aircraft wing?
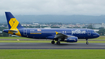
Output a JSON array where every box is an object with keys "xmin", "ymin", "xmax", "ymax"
[
  {"xmin": 54, "ymin": 31, "xmax": 76, "ymax": 39},
  {"xmin": 54, "ymin": 31, "xmax": 68, "ymax": 39}
]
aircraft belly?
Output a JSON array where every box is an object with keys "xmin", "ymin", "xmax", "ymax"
[{"xmin": 73, "ymin": 34, "xmax": 87, "ymax": 39}]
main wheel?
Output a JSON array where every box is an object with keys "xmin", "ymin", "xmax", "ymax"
[
  {"xmin": 56, "ymin": 41, "xmax": 60, "ymax": 45},
  {"xmin": 51, "ymin": 41, "xmax": 55, "ymax": 44}
]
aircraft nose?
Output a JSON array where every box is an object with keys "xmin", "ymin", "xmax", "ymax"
[
  {"xmin": 93, "ymin": 33, "xmax": 100, "ymax": 38},
  {"xmin": 96, "ymin": 33, "xmax": 100, "ymax": 37}
]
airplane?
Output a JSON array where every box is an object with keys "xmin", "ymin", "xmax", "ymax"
[{"xmin": 3, "ymin": 12, "xmax": 100, "ymax": 45}]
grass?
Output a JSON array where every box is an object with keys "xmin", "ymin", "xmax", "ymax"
[
  {"xmin": 0, "ymin": 36, "xmax": 105, "ymax": 39},
  {"xmin": 0, "ymin": 40, "xmax": 105, "ymax": 43},
  {"xmin": 0, "ymin": 41, "xmax": 50, "ymax": 43},
  {"xmin": 78, "ymin": 41, "xmax": 105, "ymax": 43},
  {"xmin": 0, "ymin": 36, "xmax": 105, "ymax": 43},
  {"xmin": 0, "ymin": 37, "xmax": 105, "ymax": 59},
  {"xmin": 95, "ymin": 36, "xmax": 105, "ymax": 39},
  {"xmin": 0, "ymin": 37, "xmax": 29, "ymax": 39},
  {"xmin": 0, "ymin": 49, "xmax": 105, "ymax": 59}
]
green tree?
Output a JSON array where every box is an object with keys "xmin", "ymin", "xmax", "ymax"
[
  {"xmin": 98, "ymin": 27, "xmax": 105, "ymax": 35},
  {"xmin": 0, "ymin": 27, "xmax": 9, "ymax": 37},
  {"xmin": 87, "ymin": 24, "xmax": 94, "ymax": 29}
]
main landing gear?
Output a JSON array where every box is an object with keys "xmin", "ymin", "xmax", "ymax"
[
  {"xmin": 51, "ymin": 40, "xmax": 55, "ymax": 44},
  {"xmin": 86, "ymin": 39, "xmax": 89, "ymax": 45},
  {"xmin": 56, "ymin": 41, "xmax": 60, "ymax": 45},
  {"xmin": 51, "ymin": 40, "xmax": 61, "ymax": 44},
  {"xmin": 51, "ymin": 38, "xmax": 61, "ymax": 45}
]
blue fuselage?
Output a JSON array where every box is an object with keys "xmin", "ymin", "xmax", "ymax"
[
  {"xmin": 4, "ymin": 28, "xmax": 100, "ymax": 39},
  {"xmin": 4, "ymin": 12, "xmax": 100, "ymax": 44}
]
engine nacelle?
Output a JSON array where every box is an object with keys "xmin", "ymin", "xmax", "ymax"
[{"xmin": 65, "ymin": 37, "xmax": 78, "ymax": 42}]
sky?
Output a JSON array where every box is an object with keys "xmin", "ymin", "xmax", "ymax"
[{"xmin": 0, "ymin": 0, "xmax": 105, "ymax": 16}]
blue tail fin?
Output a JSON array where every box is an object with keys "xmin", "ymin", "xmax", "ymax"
[
  {"xmin": 5, "ymin": 12, "xmax": 24, "ymax": 29},
  {"xmin": 5, "ymin": 12, "xmax": 23, "ymax": 36}
]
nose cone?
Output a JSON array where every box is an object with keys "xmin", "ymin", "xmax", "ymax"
[
  {"xmin": 96, "ymin": 33, "xmax": 100, "ymax": 38},
  {"xmin": 93, "ymin": 33, "xmax": 100, "ymax": 38}
]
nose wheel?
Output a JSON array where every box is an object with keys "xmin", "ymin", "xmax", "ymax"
[{"xmin": 86, "ymin": 39, "xmax": 89, "ymax": 45}]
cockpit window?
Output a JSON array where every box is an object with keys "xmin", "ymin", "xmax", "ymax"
[{"xmin": 92, "ymin": 30, "xmax": 96, "ymax": 33}]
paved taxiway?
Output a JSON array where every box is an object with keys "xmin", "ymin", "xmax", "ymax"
[{"xmin": 0, "ymin": 43, "xmax": 105, "ymax": 49}]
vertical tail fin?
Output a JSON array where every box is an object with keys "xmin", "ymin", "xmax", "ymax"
[
  {"xmin": 5, "ymin": 12, "xmax": 24, "ymax": 29},
  {"xmin": 5, "ymin": 12, "xmax": 23, "ymax": 36}
]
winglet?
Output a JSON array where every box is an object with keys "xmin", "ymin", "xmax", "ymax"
[{"xmin": 55, "ymin": 31, "xmax": 59, "ymax": 35}]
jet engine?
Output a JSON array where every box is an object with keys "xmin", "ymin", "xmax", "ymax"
[{"xmin": 65, "ymin": 36, "xmax": 78, "ymax": 42}]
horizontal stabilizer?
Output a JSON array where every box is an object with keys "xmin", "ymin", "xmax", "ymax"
[{"xmin": 8, "ymin": 30, "xmax": 18, "ymax": 33}]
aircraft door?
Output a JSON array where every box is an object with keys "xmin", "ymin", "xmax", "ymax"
[
  {"xmin": 23, "ymin": 29, "xmax": 27, "ymax": 36},
  {"xmin": 62, "ymin": 31, "xmax": 64, "ymax": 34},
  {"xmin": 62, "ymin": 31, "xmax": 66, "ymax": 34}
]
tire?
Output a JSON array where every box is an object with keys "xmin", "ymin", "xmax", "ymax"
[
  {"xmin": 51, "ymin": 41, "xmax": 55, "ymax": 44},
  {"xmin": 56, "ymin": 41, "xmax": 60, "ymax": 45},
  {"xmin": 86, "ymin": 42, "xmax": 89, "ymax": 45}
]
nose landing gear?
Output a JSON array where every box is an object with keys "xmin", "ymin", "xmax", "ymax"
[{"xmin": 86, "ymin": 39, "xmax": 89, "ymax": 45}]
